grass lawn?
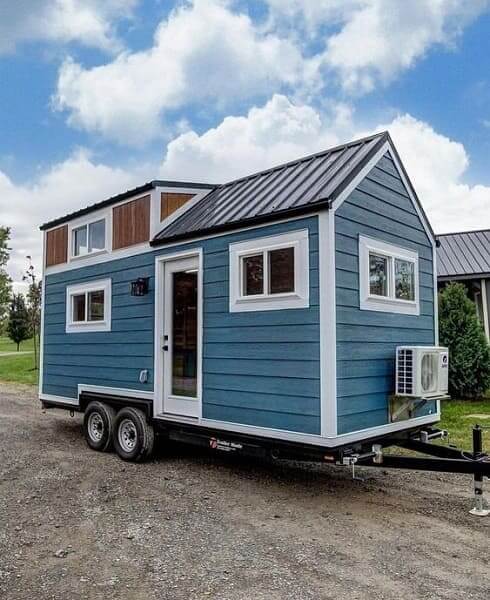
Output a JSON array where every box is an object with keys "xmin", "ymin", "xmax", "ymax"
[
  {"xmin": 438, "ymin": 399, "xmax": 490, "ymax": 450},
  {"xmin": 0, "ymin": 336, "xmax": 35, "ymax": 353},
  {"xmin": 0, "ymin": 336, "xmax": 38, "ymax": 385}
]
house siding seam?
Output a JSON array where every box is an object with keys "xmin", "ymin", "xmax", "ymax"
[
  {"xmin": 335, "ymin": 153, "xmax": 436, "ymax": 434},
  {"xmin": 42, "ymin": 217, "xmax": 321, "ymax": 435}
]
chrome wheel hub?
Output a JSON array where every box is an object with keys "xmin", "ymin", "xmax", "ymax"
[
  {"xmin": 88, "ymin": 413, "xmax": 104, "ymax": 442},
  {"xmin": 118, "ymin": 419, "xmax": 137, "ymax": 452}
]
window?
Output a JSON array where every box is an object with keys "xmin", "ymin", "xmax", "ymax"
[
  {"xmin": 229, "ymin": 230, "xmax": 309, "ymax": 312},
  {"xmin": 66, "ymin": 279, "xmax": 112, "ymax": 332},
  {"xmin": 359, "ymin": 236, "xmax": 419, "ymax": 315},
  {"xmin": 71, "ymin": 219, "xmax": 106, "ymax": 258}
]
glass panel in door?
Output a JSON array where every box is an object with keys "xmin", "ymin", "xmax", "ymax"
[{"xmin": 172, "ymin": 270, "xmax": 198, "ymax": 397}]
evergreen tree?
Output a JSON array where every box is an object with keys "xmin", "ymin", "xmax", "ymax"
[
  {"xmin": 0, "ymin": 227, "xmax": 12, "ymax": 331},
  {"xmin": 439, "ymin": 282, "xmax": 490, "ymax": 398},
  {"xmin": 7, "ymin": 294, "xmax": 30, "ymax": 351}
]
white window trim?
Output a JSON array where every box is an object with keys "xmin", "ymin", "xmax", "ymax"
[
  {"xmin": 69, "ymin": 215, "xmax": 110, "ymax": 262},
  {"xmin": 229, "ymin": 229, "xmax": 309, "ymax": 312},
  {"xmin": 359, "ymin": 235, "xmax": 420, "ymax": 315},
  {"xmin": 66, "ymin": 279, "xmax": 112, "ymax": 333}
]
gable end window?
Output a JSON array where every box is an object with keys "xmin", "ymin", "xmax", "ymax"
[
  {"xmin": 229, "ymin": 230, "xmax": 309, "ymax": 312},
  {"xmin": 71, "ymin": 219, "xmax": 106, "ymax": 258},
  {"xmin": 359, "ymin": 236, "xmax": 420, "ymax": 315},
  {"xmin": 66, "ymin": 279, "xmax": 112, "ymax": 333}
]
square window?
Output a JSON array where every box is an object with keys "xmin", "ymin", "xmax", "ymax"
[
  {"xmin": 395, "ymin": 258, "xmax": 415, "ymax": 301},
  {"xmin": 229, "ymin": 230, "xmax": 309, "ymax": 312},
  {"xmin": 72, "ymin": 294, "xmax": 86, "ymax": 322},
  {"xmin": 369, "ymin": 253, "xmax": 388, "ymax": 297},
  {"xmin": 66, "ymin": 279, "xmax": 111, "ymax": 332},
  {"xmin": 360, "ymin": 236, "xmax": 419, "ymax": 315},
  {"xmin": 73, "ymin": 225, "xmax": 88, "ymax": 257},
  {"xmin": 242, "ymin": 254, "xmax": 264, "ymax": 296},
  {"xmin": 88, "ymin": 220, "xmax": 105, "ymax": 253},
  {"xmin": 88, "ymin": 290, "xmax": 105, "ymax": 321},
  {"xmin": 269, "ymin": 247, "xmax": 295, "ymax": 294}
]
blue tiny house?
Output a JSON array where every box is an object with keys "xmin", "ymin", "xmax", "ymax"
[{"xmin": 39, "ymin": 132, "xmax": 448, "ymax": 461}]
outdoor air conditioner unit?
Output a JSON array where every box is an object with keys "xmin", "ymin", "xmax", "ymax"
[{"xmin": 396, "ymin": 346, "xmax": 449, "ymax": 398}]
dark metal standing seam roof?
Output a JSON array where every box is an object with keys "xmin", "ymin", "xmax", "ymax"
[
  {"xmin": 437, "ymin": 230, "xmax": 490, "ymax": 279},
  {"xmin": 151, "ymin": 131, "xmax": 389, "ymax": 244}
]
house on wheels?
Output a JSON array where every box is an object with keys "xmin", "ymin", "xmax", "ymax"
[{"xmin": 39, "ymin": 132, "xmax": 448, "ymax": 462}]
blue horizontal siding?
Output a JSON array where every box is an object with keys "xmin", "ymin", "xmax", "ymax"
[
  {"xmin": 42, "ymin": 216, "xmax": 321, "ymax": 435},
  {"xmin": 336, "ymin": 152, "xmax": 436, "ymax": 434}
]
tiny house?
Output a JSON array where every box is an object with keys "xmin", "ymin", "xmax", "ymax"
[{"xmin": 39, "ymin": 132, "xmax": 448, "ymax": 462}]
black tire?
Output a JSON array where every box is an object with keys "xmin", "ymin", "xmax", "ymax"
[
  {"xmin": 83, "ymin": 401, "xmax": 116, "ymax": 452},
  {"xmin": 113, "ymin": 407, "xmax": 154, "ymax": 462}
]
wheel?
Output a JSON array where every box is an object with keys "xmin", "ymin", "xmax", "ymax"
[
  {"xmin": 113, "ymin": 407, "xmax": 154, "ymax": 462},
  {"xmin": 83, "ymin": 401, "xmax": 116, "ymax": 452}
]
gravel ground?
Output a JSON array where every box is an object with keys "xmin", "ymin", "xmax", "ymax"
[{"xmin": 0, "ymin": 383, "xmax": 489, "ymax": 600}]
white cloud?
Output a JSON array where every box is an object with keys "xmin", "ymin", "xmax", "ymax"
[
  {"xmin": 3, "ymin": 97, "xmax": 489, "ymax": 289},
  {"xmin": 267, "ymin": 0, "xmax": 490, "ymax": 93},
  {"xmin": 161, "ymin": 94, "xmax": 343, "ymax": 181},
  {"xmin": 0, "ymin": 0, "xmax": 137, "ymax": 55},
  {"xmin": 377, "ymin": 114, "xmax": 490, "ymax": 233},
  {"xmin": 161, "ymin": 94, "xmax": 490, "ymax": 233},
  {"xmin": 53, "ymin": 0, "xmax": 311, "ymax": 144},
  {"xmin": 1, "ymin": 150, "xmax": 148, "ymax": 289}
]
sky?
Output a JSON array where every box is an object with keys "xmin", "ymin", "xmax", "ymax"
[{"xmin": 1, "ymin": 0, "xmax": 490, "ymax": 290}]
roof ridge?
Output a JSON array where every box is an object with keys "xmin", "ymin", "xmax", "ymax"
[{"xmin": 437, "ymin": 228, "xmax": 490, "ymax": 237}]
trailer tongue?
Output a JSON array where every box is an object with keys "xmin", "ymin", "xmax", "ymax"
[{"xmin": 339, "ymin": 425, "xmax": 490, "ymax": 517}]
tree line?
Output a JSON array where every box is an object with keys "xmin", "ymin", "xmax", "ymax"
[{"xmin": 0, "ymin": 227, "xmax": 41, "ymax": 368}]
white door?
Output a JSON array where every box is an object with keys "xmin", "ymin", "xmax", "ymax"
[{"xmin": 162, "ymin": 255, "xmax": 201, "ymax": 418}]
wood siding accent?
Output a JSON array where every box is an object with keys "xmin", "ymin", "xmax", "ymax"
[
  {"xmin": 45, "ymin": 225, "xmax": 68, "ymax": 267},
  {"xmin": 160, "ymin": 193, "xmax": 194, "ymax": 221},
  {"xmin": 112, "ymin": 195, "xmax": 150, "ymax": 250}
]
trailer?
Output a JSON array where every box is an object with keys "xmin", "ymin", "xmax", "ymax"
[{"xmin": 38, "ymin": 132, "xmax": 489, "ymax": 514}]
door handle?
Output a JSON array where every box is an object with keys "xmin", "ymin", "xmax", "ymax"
[{"xmin": 162, "ymin": 345, "xmax": 169, "ymax": 351}]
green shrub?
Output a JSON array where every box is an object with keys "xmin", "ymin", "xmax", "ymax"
[{"xmin": 439, "ymin": 282, "xmax": 490, "ymax": 398}]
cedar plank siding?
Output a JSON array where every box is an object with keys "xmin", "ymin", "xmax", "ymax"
[
  {"xmin": 112, "ymin": 195, "xmax": 150, "ymax": 250},
  {"xmin": 161, "ymin": 193, "xmax": 194, "ymax": 221},
  {"xmin": 45, "ymin": 225, "xmax": 68, "ymax": 267}
]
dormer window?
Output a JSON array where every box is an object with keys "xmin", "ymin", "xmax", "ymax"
[{"xmin": 72, "ymin": 219, "xmax": 106, "ymax": 258}]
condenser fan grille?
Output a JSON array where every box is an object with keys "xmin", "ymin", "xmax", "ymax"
[
  {"xmin": 397, "ymin": 348, "xmax": 413, "ymax": 395},
  {"xmin": 421, "ymin": 353, "xmax": 437, "ymax": 392}
]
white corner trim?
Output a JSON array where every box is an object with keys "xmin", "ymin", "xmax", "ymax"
[
  {"xmin": 319, "ymin": 210, "xmax": 337, "ymax": 437},
  {"xmin": 331, "ymin": 140, "xmax": 390, "ymax": 211},
  {"xmin": 39, "ymin": 233, "xmax": 46, "ymax": 397},
  {"xmin": 359, "ymin": 235, "xmax": 420, "ymax": 316},
  {"xmin": 433, "ymin": 245, "xmax": 439, "ymax": 345},
  {"xmin": 229, "ymin": 229, "xmax": 309, "ymax": 312},
  {"xmin": 40, "ymin": 393, "xmax": 80, "ymax": 407},
  {"xmin": 65, "ymin": 278, "xmax": 112, "ymax": 333},
  {"xmin": 78, "ymin": 384, "xmax": 154, "ymax": 401}
]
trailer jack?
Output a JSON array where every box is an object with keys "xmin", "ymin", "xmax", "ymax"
[{"xmin": 340, "ymin": 425, "xmax": 490, "ymax": 517}]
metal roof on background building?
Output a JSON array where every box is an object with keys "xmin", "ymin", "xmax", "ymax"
[
  {"xmin": 151, "ymin": 131, "xmax": 389, "ymax": 244},
  {"xmin": 437, "ymin": 229, "xmax": 490, "ymax": 279}
]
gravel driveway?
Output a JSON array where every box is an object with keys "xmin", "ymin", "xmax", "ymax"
[{"xmin": 0, "ymin": 383, "xmax": 488, "ymax": 600}]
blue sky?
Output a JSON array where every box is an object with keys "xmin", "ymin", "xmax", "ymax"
[{"xmin": 1, "ymin": 0, "xmax": 490, "ymax": 285}]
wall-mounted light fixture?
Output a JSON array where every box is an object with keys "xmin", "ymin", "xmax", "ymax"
[{"xmin": 130, "ymin": 277, "xmax": 150, "ymax": 296}]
